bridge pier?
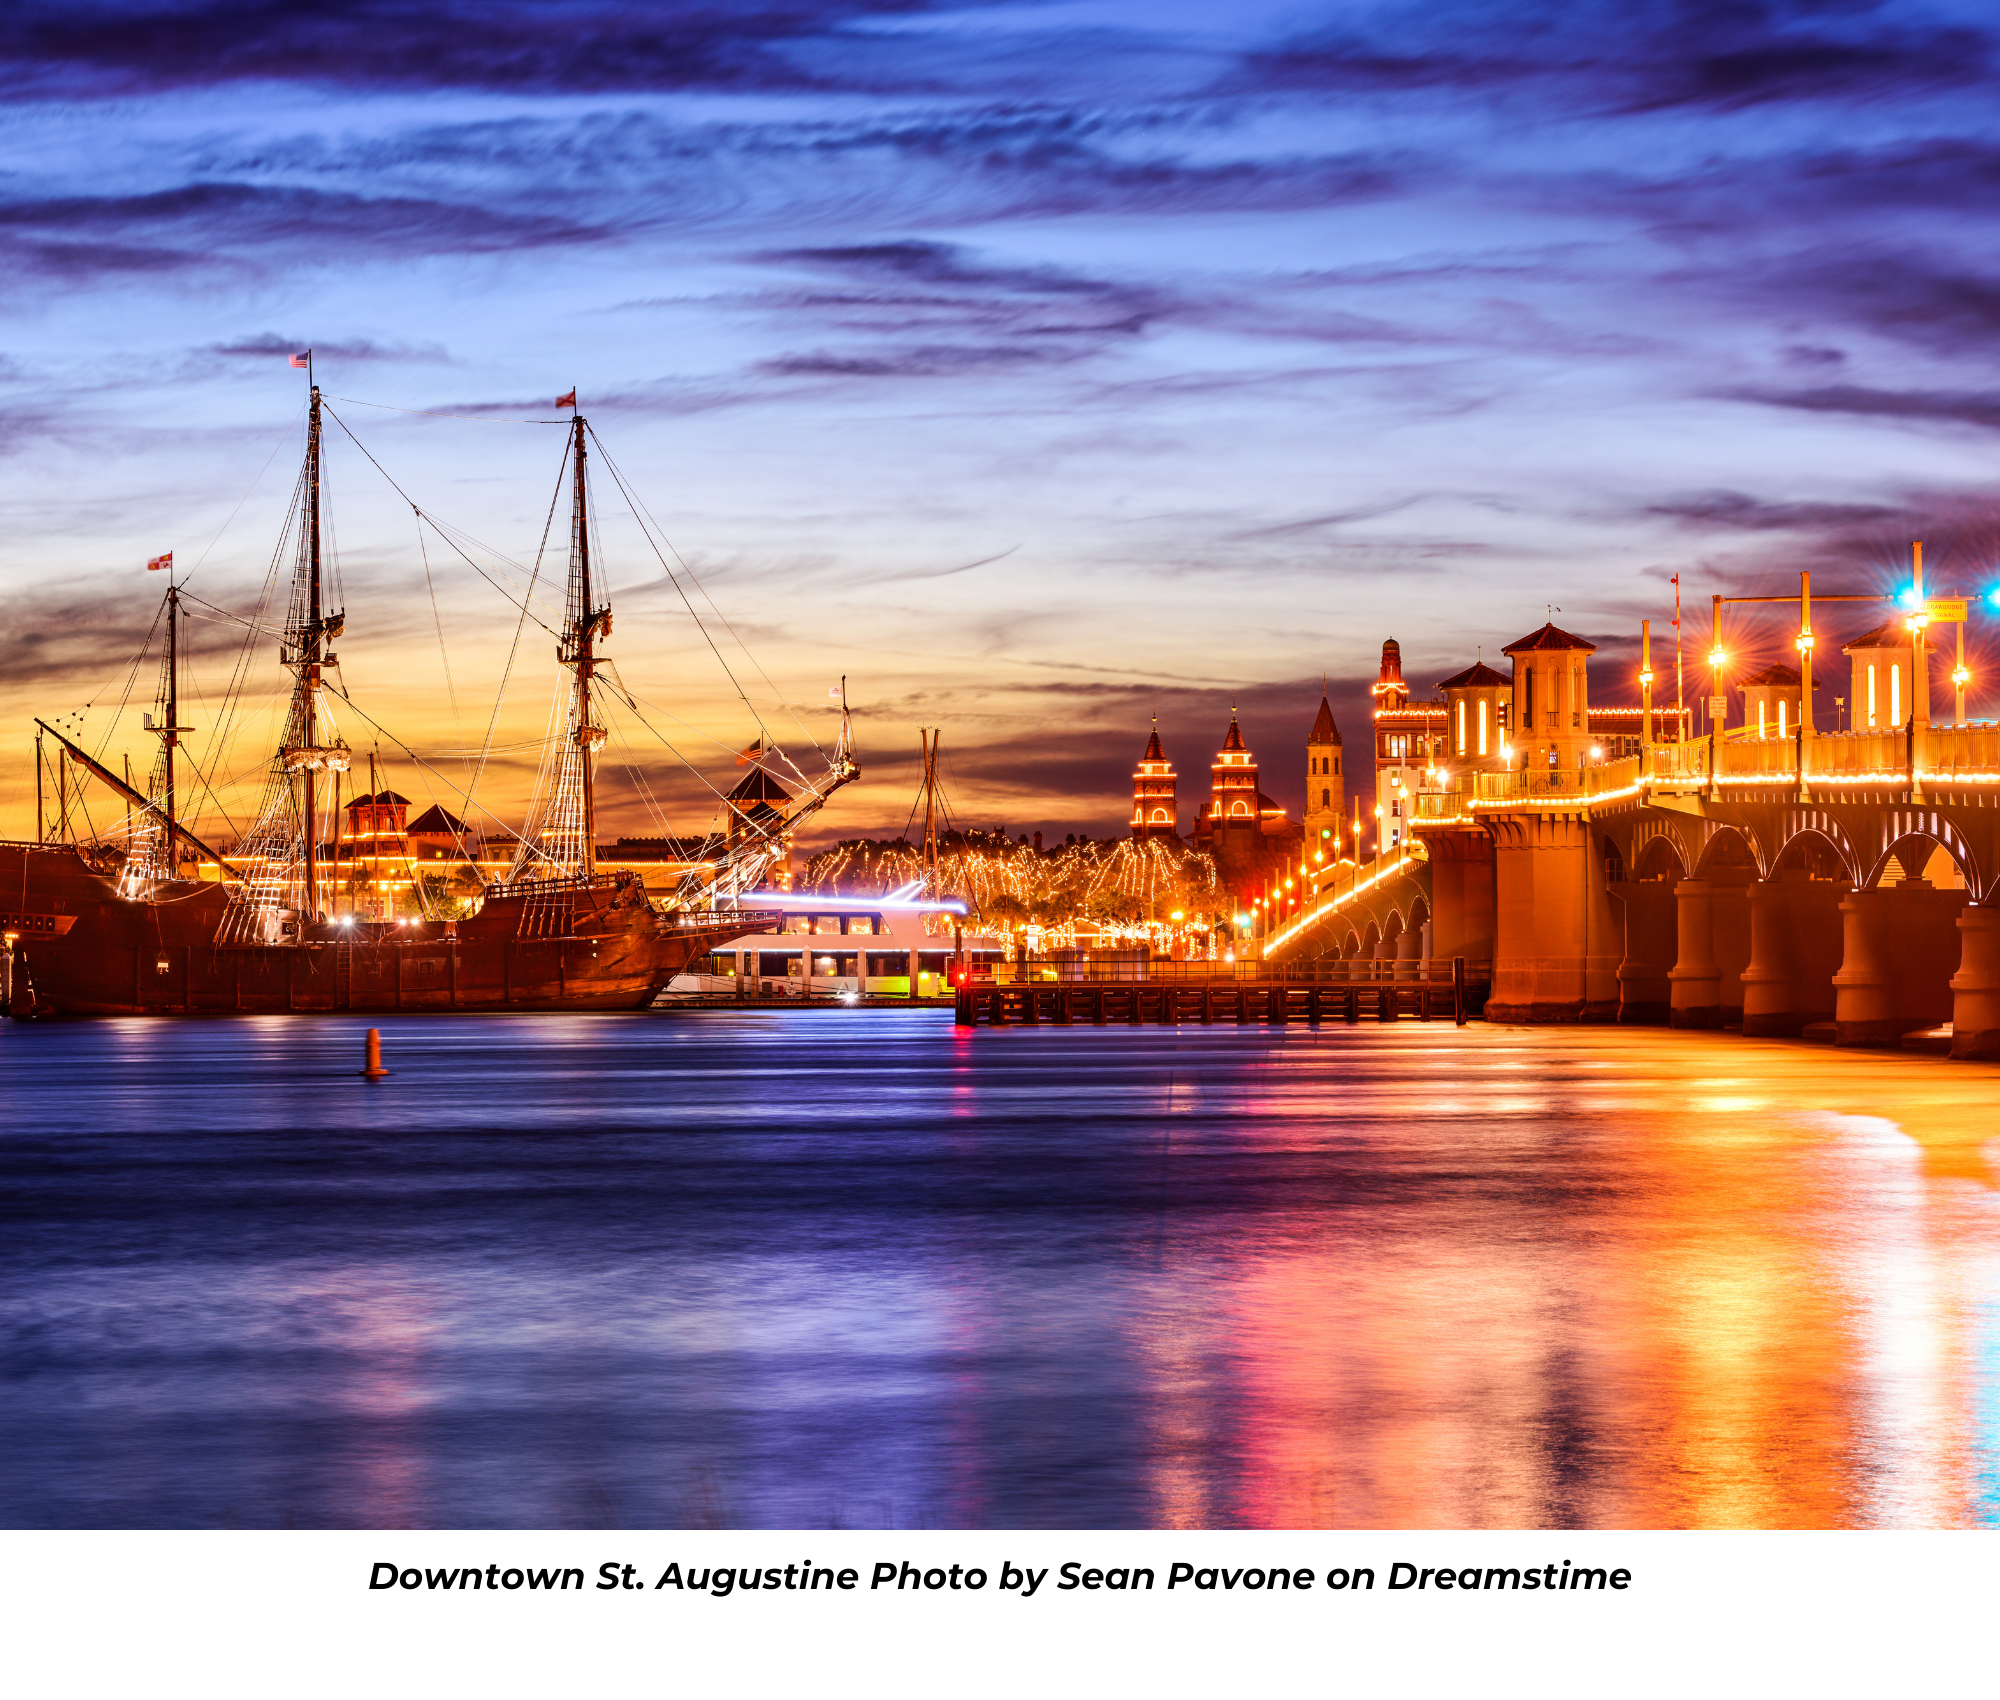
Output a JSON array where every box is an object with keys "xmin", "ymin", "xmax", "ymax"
[
  {"xmin": 1609, "ymin": 880, "xmax": 1674, "ymax": 1024},
  {"xmin": 1950, "ymin": 906, "xmax": 2000, "ymax": 1060},
  {"xmin": 1668, "ymin": 879, "xmax": 1723, "ymax": 1028},
  {"xmin": 1740, "ymin": 880, "xmax": 1801, "ymax": 1037},
  {"xmin": 1835, "ymin": 881, "xmax": 1966, "ymax": 1047},
  {"xmin": 1833, "ymin": 888, "xmax": 1902, "ymax": 1046}
]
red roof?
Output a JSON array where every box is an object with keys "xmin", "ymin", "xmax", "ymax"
[
  {"xmin": 1842, "ymin": 619, "xmax": 1910, "ymax": 653},
  {"xmin": 1502, "ymin": 622, "xmax": 1596, "ymax": 655},
  {"xmin": 1377, "ymin": 638, "xmax": 1405, "ymax": 686},
  {"xmin": 1437, "ymin": 660, "xmax": 1509, "ymax": 690},
  {"xmin": 1221, "ymin": 716, "xmax": 1247, "ymax": 753},
  {"xmin": 1142, "ymin": 727, "xmax": 1164, "ymax": 761},
  {"xmin": 1739, "ymin": 662, "xmax": 1802, "ymax": 688},
  {"xmin": 1308, "ymin": 697, "xmax": 1340, "ymax": 743}
]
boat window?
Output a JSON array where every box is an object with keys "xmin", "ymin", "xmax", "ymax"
[{"xmin": 846, "ymin": 916, "xmax": 872, "ymax": 935}]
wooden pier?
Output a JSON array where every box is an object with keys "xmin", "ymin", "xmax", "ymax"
[{"xmin": 955, "ymin": 959, "xmax": 1476, "ymax": 1029}]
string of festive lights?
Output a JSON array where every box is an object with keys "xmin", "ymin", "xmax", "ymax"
[{"xmin": 802, "ymin": 832, "xmax": 1225, "ymax": 950}]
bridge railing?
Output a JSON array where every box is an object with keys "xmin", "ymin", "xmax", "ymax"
[
  {"xmin": 1470, "ymin": 755, "xmax": 1643, "ymax": 802},
  {"xmin": 1413, "ymin": 786, "xmax": 1469, "ymax": 821},
  {"xmin": 1407, "ymin": 724, "xmax": 2000, "ymax": 812},
  {"xmin": 1925, "ymin": 723, "xmax": 2000, "ymax": 777},
  {"xmin": 993, "ymin": 957, "xmax": 1490, "ymax": 985}
]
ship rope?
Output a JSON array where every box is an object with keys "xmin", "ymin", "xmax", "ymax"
[{"xmin": 587, "ymin": 428, "xmax": 831, "ymax": 781}]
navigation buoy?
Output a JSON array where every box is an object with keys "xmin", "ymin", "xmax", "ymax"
[{"xmin": 361, "ymin": 1027, "xmax": 390, "ymax": 1079}]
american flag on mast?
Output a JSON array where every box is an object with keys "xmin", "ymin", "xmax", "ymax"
[
  {"xmin": 146, "ymin": 551, "xmax": 173, "ymax": 572},
  {"xmin": 289, "ymin": 350, "xmax": 310, "ymax": 369}
]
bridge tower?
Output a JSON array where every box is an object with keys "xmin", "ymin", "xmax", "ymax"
[{"xmin": 1482, "ymin": 622, "xmax": 1618, "ymax": 1022}]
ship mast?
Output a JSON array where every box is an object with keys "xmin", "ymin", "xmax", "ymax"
[
  {"xmin": 233, "ymin": 367, "xmax": 347, "ymax": 933},
  {"xmin": 164, "ymin": 577, "xmax": 179, "ymax": 863},
  {"xmin": 303, "ymin": 383, "xmax": 324, "ymax": 913},
  {"xmin": 567, "ymin": 411, "xmax": 604, "ymax": 879}
]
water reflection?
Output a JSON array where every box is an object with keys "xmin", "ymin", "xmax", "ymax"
[{"xmin": 1, "ymin": 1014, "xmax": 1995, "ymax": 1528}]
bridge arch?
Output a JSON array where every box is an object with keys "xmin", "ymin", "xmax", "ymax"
[
  {"xmin": 1771, "ymin": 827, "xmax": 1851, "ymax": 883},
  {"xmin": 1859, "ymin": 811, "xmax": 1982, "ymax": 896},
  {"xmin": 1693, "ymin": 824, "xmax": 1761, "ymax": 879},
  {"xmin": 1631, "ymin": 831, "xmax": 1687, "ymax": 882},
  {"xmin": 1769, "ymin": 810, "xmax": 1863, "ymax": 886}
]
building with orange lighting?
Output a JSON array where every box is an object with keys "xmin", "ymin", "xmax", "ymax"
[
  {"xmin": 1190, "ymin": 710, "xmax": 1302, "ymax": 898},
  {"xmin": 1372, "ymin": 639, "xmax": 1448, "ymax": 851},
  {"xmin": 1130, "ymin": 721, "xmax": 1178, "ymax": 840},
  {"xmin": 1302, "ymin": 695, "xmax": 1343, "ymax": 857}
]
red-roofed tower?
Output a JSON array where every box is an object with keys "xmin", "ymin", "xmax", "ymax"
[{"xmin": 1130, "ymin": 720, "xmax": 1178, "ymax": 840}]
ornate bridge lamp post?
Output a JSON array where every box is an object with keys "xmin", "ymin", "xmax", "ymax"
[
  {"xmin": 1707, "ymin": 591, "xmax": 1728, "ymax": 801},
  {"xmin": 1909, "ymin": 542, "xmax": 1931, "ymax": 802}
]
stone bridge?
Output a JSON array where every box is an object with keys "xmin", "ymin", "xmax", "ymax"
[
  {"xmin": 1258, "ymin": 843, "xmax": 1463, "ymax": 984},
  {"xmin": 1407, "ymin": 723, "xmax": 2000, "ymax": 1058}
]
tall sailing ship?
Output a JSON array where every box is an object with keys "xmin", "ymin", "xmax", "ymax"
[{"xmin": 1, "ymin": 383, "xmax": 853, "ymax": 1016}]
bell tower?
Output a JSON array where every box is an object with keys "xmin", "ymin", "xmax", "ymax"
[{"xmin": 1303, "ymin": 693, "xmax": 1343, "ymax": 856}]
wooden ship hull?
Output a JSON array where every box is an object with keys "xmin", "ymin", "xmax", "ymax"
[{"xmin": 2, "ymin": 842, "xmax": 770, "ymax": 1017}]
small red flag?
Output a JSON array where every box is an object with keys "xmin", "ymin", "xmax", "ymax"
[
  {"xmin": 557, "ymin": 389, "xmax": 577, "ymax": 408},
  {"xmin": 289, "ymin": 351, "xmax": 310, "ymax": 369},
  {"xmin": 147, "ymin": 551, "xmax": 173, "ymax": 572}
]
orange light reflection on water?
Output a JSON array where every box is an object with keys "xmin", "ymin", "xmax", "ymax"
[{"xmin": 1141, "ymin": 1030, "xmax": 2000, "ymax": 1529}]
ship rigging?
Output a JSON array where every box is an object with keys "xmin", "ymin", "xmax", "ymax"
[{"xmin": 5, "ymin": 371, "xmax": 854, "ymax": 1016}]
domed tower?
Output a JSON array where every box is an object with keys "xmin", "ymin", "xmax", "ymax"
[
  {"xmin": 1303, "ymin": 694, "xmax": 1343, "ymax": 855},
  {"xmin": 1130, "ymin": 719, "xmax": 1178, "ymax": 840}
]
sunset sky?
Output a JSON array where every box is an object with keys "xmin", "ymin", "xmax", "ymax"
[{"xmin": 5, "ymin": 1, "xmax": 2000, "ymax": 852}]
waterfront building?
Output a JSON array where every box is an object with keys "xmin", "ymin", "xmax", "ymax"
[
  {"xmin": 1371, "ymin": 639, "xmax": 1447, "ymax": 850},
  {"xmin": 1191, "ymin": 710, "xmax": 1301, "ymax": 897},
  {"xmin": 1130, "ymin": 721, "xmax": 1178, "ymax": 840},
  {"xmin": 407, "ymin": 803, "xmax": 481, "ymax": 863}
]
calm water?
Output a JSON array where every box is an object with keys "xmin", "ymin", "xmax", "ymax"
[{"xmin": 2, "ymin": 1010, "xmax": 1996, "ymax": 1529}]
